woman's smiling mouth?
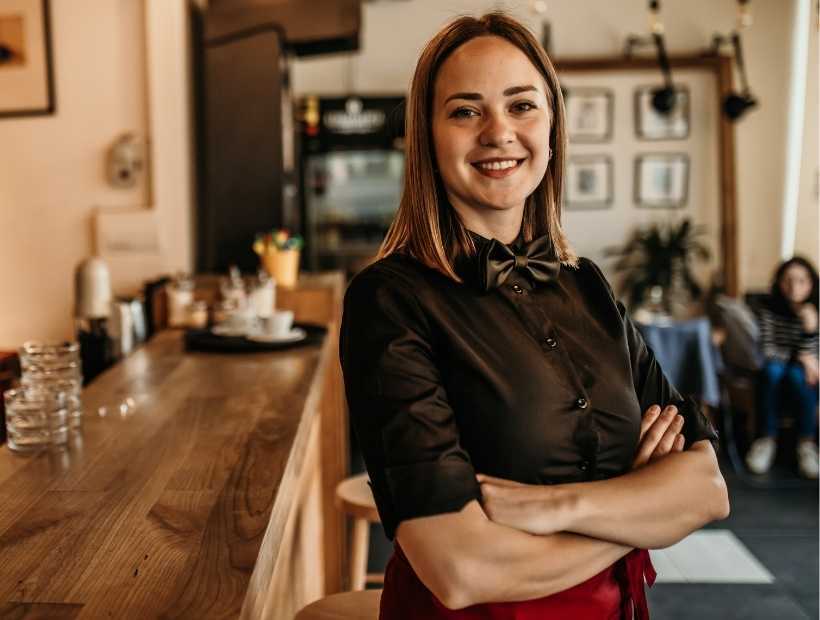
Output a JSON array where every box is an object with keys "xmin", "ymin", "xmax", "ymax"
[{"xmin": 471, "ymin": 157, "xmax": 526, "ymax": 178}]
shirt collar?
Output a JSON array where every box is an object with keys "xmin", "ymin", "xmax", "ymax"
[{"xmin": 465, "ymin": 227, "xmax": 526, "ymax": 252}]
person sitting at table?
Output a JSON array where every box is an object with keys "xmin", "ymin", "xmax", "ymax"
[{"xmin": 746, "ymin": 256, "xmax": 819, "ymax": 479}]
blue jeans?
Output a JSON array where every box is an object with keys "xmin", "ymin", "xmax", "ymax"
[{"xmin": 759, "ymin": 359, "xmax": 819, "ymax": 439}]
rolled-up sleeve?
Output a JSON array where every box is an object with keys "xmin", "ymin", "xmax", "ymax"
[
  {"xmin": 584, "ymin": 258, "xmax": 720, "ymax": 451},
  {"xmin": 339, "ymin": 267, "xmax": 481, "ymax": 540}
]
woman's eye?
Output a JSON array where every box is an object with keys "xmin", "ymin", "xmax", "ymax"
[
  {"xmin": 513, "ymin": 101, "xmax": 537, "ymax": 113},
  {"xmin": 450, "ymin": 108, "xmax": 478, "ymax": 119}
]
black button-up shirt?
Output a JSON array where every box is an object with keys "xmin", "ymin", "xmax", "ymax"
[{"xmin": 339, "ymin": 229, "xmax": 719, "ymax": 541}]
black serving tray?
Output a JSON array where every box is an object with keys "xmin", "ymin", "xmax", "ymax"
[{"xmin": 183, "ymin": 322, "xmax": 327, "ymax": 353}]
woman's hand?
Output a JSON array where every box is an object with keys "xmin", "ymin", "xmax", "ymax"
[
  {"xmin": 797, "ymin": 303, "xmax": 819, "ymax": 333},
  {"xmin": 475, "ymin": 474, "xmax": 576, "ymax": 536},
  {"xmin": 798, "ymin": 353, "xmax": 819, "ymax": 386},
  {"xmin": 631, "ymin": 404, "xmax": 686, "ymax": 470},
  {"xmin": 476, "ymin": 404, "xmax": 687, "ymax": 536}
]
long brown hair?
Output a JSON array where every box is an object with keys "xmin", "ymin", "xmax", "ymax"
[{"xmin": 376, "ymin": 12, "xmax": 578, "ymax": 281}]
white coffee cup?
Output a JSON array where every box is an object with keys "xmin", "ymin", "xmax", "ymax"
[{"xmin": 265, "ymin": 310, "xmax": 294, "ymax": 338}]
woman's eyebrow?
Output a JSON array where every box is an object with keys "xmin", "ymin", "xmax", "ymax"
[
  {"xmin": 503, "ymin": 84, "xmax": 538, "ymax": 96},
  {"xmin": 444, "ymin": 92, "xmax": 482, "ymax": 104},
  {"xmin": 444, "ymin": 84, "xmax": 539, "ymax": 104}
]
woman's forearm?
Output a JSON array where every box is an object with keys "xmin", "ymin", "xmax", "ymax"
[
  {"xmin": 398, "ymin": 500, "xmax": 631, "ymax": 610},
  {"xmin": 459, "ymin": 528, "xmax": 632, "ymax": 608},
  {"xmin": 563, "ymin": 440, "xmax": 730, "ymax": 549}
]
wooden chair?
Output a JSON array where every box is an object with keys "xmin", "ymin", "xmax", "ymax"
[
  {"xmin": 335, "ymin": 473, "xmax": 382, "ymax": 590},
  {"xmin": 294, "ymin": 589, "xmax": 382, "ymax": 620}
]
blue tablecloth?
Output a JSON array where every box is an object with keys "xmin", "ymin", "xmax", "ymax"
[{"xmin": 635, "ymin": 316, "xmax": 724, "ymax": 408}]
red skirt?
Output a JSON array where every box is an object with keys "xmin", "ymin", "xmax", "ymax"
[{"xmin": 379, "ymin": 542, "xmax": 656, "ymax": 620}]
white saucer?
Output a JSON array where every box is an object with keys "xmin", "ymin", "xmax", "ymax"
[{"xmin": 246, "ymin": 327, "xmax": 307, "ymax": 344}]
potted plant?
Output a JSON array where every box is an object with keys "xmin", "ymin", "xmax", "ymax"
[
  {"xmin": 253, "ymin": 229, "xmax": 304, "ymax": 288},
  {"xmin": 604, "ymin": 218, "xmax": 710, "ymax": 319}
]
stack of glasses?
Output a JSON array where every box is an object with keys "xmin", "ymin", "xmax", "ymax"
[{"xmin": 3, "ymin": 341, "xmax": 83, "ymax": 452}]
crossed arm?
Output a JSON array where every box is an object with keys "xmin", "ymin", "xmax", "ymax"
[{"xmin": 397, "ymin": 409, "xmax": 730, "ymax": 610}]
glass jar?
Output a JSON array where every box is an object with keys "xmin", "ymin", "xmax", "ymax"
[
  {"xmin": 19, "ymin": 341, "xmax": 81, "ymax": 377},
  {"xmin": 18, "ymin": 341, "xmax": 83, "ymax": 429},
  {"xmin": 212, "ymin": 299, "xmax": 237, "ymax": 325},
  {"xmin": 167, "ymin": 273, "xmax": 195, "ymax": 328},
  {"xmin": 249, "ymin": 269, "xmax": 276, "ymax": 319},
  {"xmin": 21, "ymin": 377, "xmax": 82, "ymax": 429},
  {"xmin": 220, "ymin": 266, "xmax": 247, "ymax": 310},
  {"xmin": 4, "ymin": 387, "xmax": 69, "ymax": 452},
  {"xmin": 188, "ymin": 300, "xmax": 209, "ymax": 329}
]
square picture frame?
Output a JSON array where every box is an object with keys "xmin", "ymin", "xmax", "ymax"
[
  {"xmin": 634, "ymin": 153, "xmax": 690, "ymax": 208},
  {"xmin": 0, "ymin": 0, "xmax": 55, "ymax": 119},
  {"xmin": 565, "ymin": 154, "xmax": 613, "ymax": 209},
  {"xmin": 564, "ymin": 87, "xmax": 613, "ymax": 143},
  {"xmin": 634, "ymin": 85, "xmax": 690, "ymax": 140}
]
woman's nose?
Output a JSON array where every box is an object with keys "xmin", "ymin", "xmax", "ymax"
[{"xmin": 479, "ymin": 113, "xmax": 514, "ymax": 147}]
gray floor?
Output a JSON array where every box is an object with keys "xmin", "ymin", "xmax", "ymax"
[{"xmin": 351, "ymin": 439, "xmax": 819, "ymax": 619}]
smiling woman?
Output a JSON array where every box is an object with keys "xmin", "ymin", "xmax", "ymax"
[
  {"xmin": 340, "ymin": 11, "xmax": 729, "ymax": 620},
  {"xmin": 377, "ymin": 12, "xmax": 575, "ymax": 279},
  {"xmin": 432, "ymin": 36, "xmax": 551, "ymax": 234}
]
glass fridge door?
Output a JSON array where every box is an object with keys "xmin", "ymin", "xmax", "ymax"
[{"xmin": 305, "ymin": 149, "xmax": 404, "ymax": 275}]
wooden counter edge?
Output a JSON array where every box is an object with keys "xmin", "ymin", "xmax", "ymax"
[{"xmin": 239, "ymin": 323, "xmax": 336, "ymax": 619}]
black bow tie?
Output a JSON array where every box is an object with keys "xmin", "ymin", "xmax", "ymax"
[{"xmin": 478, "ymin": 234, "xmax": 560, "ymax": 292}]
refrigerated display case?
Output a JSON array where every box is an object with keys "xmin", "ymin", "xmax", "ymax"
[{"xmin": 299, "ymin": 95, "xmax": 405, "ymax": 277}]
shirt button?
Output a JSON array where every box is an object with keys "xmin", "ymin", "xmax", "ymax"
[
  {"xmin": 544, "ymin": 336, "xmax": 557, "ymax": 349},
  {"xmin": 575, "ymin": 397, "xmax": 588, "ymax": 409},
  {"xmin": 511, "ymin": 284, "xmax": 524, "ymax": 294},
  {"xmin": 578, "ymin": 460, "xmax": 590, "ymax": 472}
]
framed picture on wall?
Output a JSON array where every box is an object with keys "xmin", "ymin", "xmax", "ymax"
[
  {"xmin": 634, "ymin": 85, "xmax": 690, "ymax": 140},
  {"xmin": 635, "ymin": 153, "xmax": 689, "ymax": 208},
  {"xmin": 0, "ymin": 0, "xmax": 55, "ymax": 118},
  {"xmin": 565, "ymin": 155, "xmax": 613, "ymax": 209},
  {"xmin": 564, "ymin": 88, "xmax": 613, "ymax": 143}
]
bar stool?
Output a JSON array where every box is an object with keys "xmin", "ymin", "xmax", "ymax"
[
  {"xmin": 335, "ymin": 472, "xmax": 382, "ymax": 590},
  {"xmin": 294, "ymin": 589, "xmax": 381, "ymax": 620}
]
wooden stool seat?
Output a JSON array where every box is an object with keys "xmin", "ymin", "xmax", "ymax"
[
  {"xmin": 335, "ymin": 473, "xmax": 382, "ymax": 590},
  {"xmin": 335, "ymin": 473, "xmax": 380, "ymax": 522},
  {"xmin": 295, "ymin": 589, "xmax": 382, "ymax": 620}
]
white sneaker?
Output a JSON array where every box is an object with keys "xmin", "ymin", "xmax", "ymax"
[
  {"xmin": 797, "ymin": 440, "xmax": 819, "ymax": 479},
  {"xmin": 746, "ymin": 437, "xmax": 777, "ymax": 474}
]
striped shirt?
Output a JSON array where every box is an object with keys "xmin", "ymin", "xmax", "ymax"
[{"xmin": 758, "ymin": 306, "xmax": 819, "ymax": 363}]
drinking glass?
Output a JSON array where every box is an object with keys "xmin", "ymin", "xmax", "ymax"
[
  {"xmin": 21, "ymin": 376, "xmax": 82, "ymax": 429},
  {"xmin": 18, "ymin": 341, "xmax": 83, "ymax": 428},
  {"xmin": 4, "ymin": 388, "xmax": 69, "ymax": 452},
  {"xmin": 19, "ymin": 341, "xmax": 81, "ymax": 379}
]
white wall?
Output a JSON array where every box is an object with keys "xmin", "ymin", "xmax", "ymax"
[
  {"xmin": 292, "ymin": 0, "xmax": 819, "ymax": 292},
  {"xmin": 0, "ymin": 0, "xmax": 193, "ymax": 349},
  {"xmin": 0, "ymin": 0, "xmax": 150, "ymax": 348},
  {"xmin": 558, "ymin": 69, "xmax": 722, "ymax": 292}
]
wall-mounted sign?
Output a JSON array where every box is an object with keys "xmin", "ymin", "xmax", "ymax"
[
  {"xmin": 323, "ymin": 97, "xmax": 386, "ymax": 135},
  {"xmin": 302, "ymin": 95, "xmax": 404, "ymax": 152}
]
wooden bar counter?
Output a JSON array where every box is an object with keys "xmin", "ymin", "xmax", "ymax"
[{"xmin": 0, "ymin": 272, "xmax": 349, "ymax": 619}]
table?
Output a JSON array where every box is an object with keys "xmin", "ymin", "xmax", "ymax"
[{"xmin": 635, "ymin": 316, "xmax": 724, "ymax": 408}]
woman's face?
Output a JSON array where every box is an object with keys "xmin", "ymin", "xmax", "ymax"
[
  {"xmin": 780, "ymin": 263, "xmax": 813, "ymax": 305},
  {"xmin": 431, "ymin": 36, "xmax": 551, "ymax": 222}
]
